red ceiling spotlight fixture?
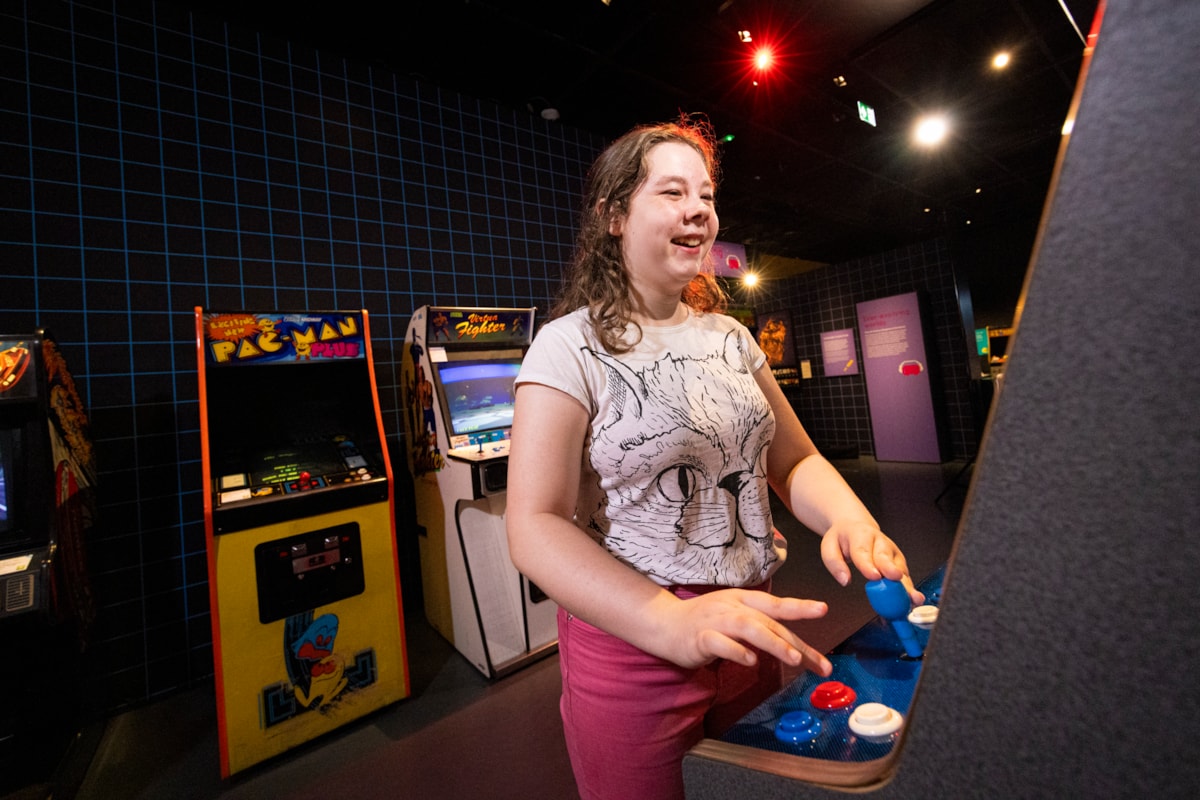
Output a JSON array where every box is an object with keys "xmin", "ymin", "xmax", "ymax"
[
  {"xmin": 753, "ymin": 46, "xmax": 775, "ymax": 72},
  {"xmin": 746, "ymin": 44, "xmax": 779, "ymax": 88},
  {"xmin": 732, "ymin": 19, "xmax": 796, "ymax": 94}
]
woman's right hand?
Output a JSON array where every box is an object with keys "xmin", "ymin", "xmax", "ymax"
[{"xmin": 653, "ymin": 588, "xmax": 833, "ymax": 674}]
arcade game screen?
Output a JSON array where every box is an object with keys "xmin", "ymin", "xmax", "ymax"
[
  {"xmin": 0, "ymin": 430, "xmax": 11, "ymax": 536},
  {"xmin": 0, "ymin": 429, "xmax": 16, "ymax": 534},
  {"xmin": 204, "ymin": 357, "xmax": 384, "ymax": 485},
  {"xmin": 433, "ymin": 358, "xmax": 521, "ymax": 438}
]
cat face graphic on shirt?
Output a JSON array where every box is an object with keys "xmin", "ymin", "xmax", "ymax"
[{"xmin": 584, "ymin": 331, "xmax": 777, "ymax": 584}]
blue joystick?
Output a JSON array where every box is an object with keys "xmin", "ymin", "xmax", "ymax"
[{"xmin": 865, "ymin": 578, "xmax": 924, "ymax": 659}]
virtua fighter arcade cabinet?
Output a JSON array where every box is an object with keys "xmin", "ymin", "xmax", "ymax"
[
  {"xmin": 402, "ymin": 306, "xmax": 557, "ymax": 679},
  {"xmin": 197, "ymin": 309, "xmax": 410, "ymax": 778}
]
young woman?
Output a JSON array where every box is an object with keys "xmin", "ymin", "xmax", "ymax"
[{"xmin": 506, "ymin": 117, "xmax": 922, "ymax": 800}]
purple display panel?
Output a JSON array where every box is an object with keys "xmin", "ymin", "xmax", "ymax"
[
  {"xmin": 856, "ymin": 292, "xmax": 945, "ymax": 463},
  {"xmin": 821, "ymin": 329, "xmax": 860, "ymax": 377}
]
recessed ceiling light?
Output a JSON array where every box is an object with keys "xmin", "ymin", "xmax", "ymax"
[
  {"xmin": 992, "ymin": 51, "xmax": 1011, "ymax": 69},
  {"xmin": 913, "ymin": 115, "xmax": 949, "ymax": 146}
]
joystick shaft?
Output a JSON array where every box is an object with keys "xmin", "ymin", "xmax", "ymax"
[{"xmin": 865, "ymin": 578, "xmax": 924, "ymax": 658}]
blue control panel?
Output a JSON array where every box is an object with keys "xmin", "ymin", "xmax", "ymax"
[{"xmin": 719, "ymin": 566, "xmax": 945, "ymax": 763}]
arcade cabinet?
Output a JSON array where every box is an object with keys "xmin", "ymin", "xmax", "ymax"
[
  {"xmin": 684, "ymin": 3, "xmax": 1200, "ymax": 796},
  {"xmin": 0, "ymin": 331, "xmax": 96, "ymax": 793},
  {"xmin": 401, "ymin": 306, "xmax": 557, "ymax": 679},
  {"xmin": 197, "ymin": 309, "xmax": 410, "ymax": 778}
]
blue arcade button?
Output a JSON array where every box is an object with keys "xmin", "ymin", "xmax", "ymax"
[{"xmin": 775, "ymin": 710, "xmax": 822, "ymax": 745}]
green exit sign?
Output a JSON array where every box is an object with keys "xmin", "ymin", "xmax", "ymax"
[{"xmin": 857, "ymin": 100, "xmax": 877, "ymax": 127}]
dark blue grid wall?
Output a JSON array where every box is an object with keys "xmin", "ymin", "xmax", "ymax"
[
  {"xmin": 744, "ymin": 239, "xmax": 976, "ymax": 460},
  {"xmin": 1, "ymin": 0, "xmax": 601, "ymax": 713}
]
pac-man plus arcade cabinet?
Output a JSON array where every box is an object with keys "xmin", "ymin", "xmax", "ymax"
[
  {"xmin": 197, "ymin": 309, "xmax": 409, "ymax": 778},
  {"xmin": 402, "ymin": 306, "xmax": 556, "ymax": 679}
]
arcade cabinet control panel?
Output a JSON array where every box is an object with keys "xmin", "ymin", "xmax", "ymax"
[
  {"xmin": 445, "ymin": 430, "xmax": 511, "ymax": 498},
  {"xmin": 708, "ymin": 567, "xmax": 945, "ymax": 776},
  {"xmin": 446, "ymin": 432, "xmax": 511, "ymax": 462},
  {"xmin": 217, "ymin": 437, "xmax": 377, "ymax": 502},
  {"xmin": 213, "ymin": 435, "xmax": 387, "ymax": 533}
]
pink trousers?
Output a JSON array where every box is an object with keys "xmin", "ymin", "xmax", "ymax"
[{"xmin": 557, "ymin": 586, "xmax": 781, "ymax": 800}]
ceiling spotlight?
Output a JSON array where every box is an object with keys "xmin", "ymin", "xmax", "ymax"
[
  {"xmin": 991, "ymin": 51, "xmax": 1011, "ymax": 69},
  {"xmin": 833, "ymin": 75, "xmax": 847, "ymax": 87},
  {"xmin": 527, "ymin": 97, "xmax": 560, "ymax": 121},
  {"xmin": 913, "ymin": 114, "xmax": 949, "ymax": 146},
  {"xmin": 738, "ymin": 30, "xmax": 752, "ymax": 43}
]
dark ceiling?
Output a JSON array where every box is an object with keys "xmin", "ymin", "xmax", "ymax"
[{"xmin": 183, "ymin": 0, "xmax": 1101, "ymax": 266}]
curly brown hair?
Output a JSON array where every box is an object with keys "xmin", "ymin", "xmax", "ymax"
[{"xmin": 551, "ymin": 116, "xmax": 729, "ymax": 354}]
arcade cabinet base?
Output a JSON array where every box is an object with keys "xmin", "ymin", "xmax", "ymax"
[{"xmin": 211, "ymin": 501, "xmax": 409, "ymax": 777}]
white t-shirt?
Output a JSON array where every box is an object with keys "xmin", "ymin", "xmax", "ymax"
[{"xmin": 516, "ymin": 306, "xmax": 787, "ymax": 587}]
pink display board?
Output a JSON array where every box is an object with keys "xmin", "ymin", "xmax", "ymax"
[{"xmin": 855, "ymin": 292, "xmax": 946, "ymax": 463}]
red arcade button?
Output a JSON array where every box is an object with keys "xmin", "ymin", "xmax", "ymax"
[{"xmin": 810, "ymin": 680, "xmax": 857, "ymax": 710}]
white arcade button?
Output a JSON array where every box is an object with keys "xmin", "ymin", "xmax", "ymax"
[
  {"xmin": 908, "ymin": 604, "xmax": 939, "ymax": 628},
  {"xmin": 848, "ymin": 702, "xmax": 904, "ymax": 739}
]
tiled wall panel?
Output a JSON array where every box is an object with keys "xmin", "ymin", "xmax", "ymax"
[{"xmin": 2, "ymin": 0, "xmax": 599, "ymax": 712}]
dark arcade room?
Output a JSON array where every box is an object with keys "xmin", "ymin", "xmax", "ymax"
[{"xmin": 2, "ymin": 1, "xmax": 1197, "ymax": 799}]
